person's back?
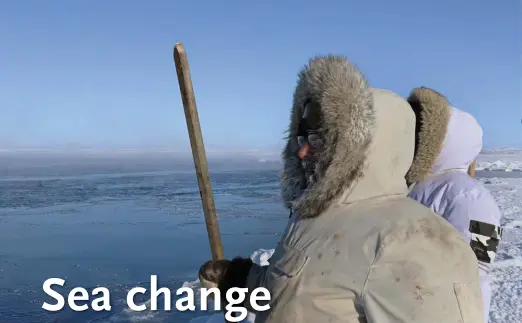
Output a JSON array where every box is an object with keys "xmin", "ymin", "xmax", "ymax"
[
  {"xmin": 198, "ymin": 57, "xmax": 485, "ymax": 323},
  {"xmin": 405, "ymin": 87, "xmax": 503, "ymax": 323}
]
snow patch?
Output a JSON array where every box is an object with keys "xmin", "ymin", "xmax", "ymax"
[
  {"xmin": 485, "ymin": 174, "xmax": 522, "ymax": 323},
  {"xmin": 504, "ymin": 220, "xmax": 522, "ymax": 230}
]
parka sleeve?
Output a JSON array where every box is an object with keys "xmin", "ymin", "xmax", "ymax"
[
  {"xmin": 444, "ymin": 191, "xmax": 503, "ymax": 269},
  {"xmin": 361, "ymin": 227, "xmax": 485, "ymax": 323},
  {"xmin": 444, "ymin": 191, "xmax": 503, "ymax": 323}
]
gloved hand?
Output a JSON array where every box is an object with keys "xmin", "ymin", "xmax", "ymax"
[{"xmin": 198, "ymin": 257, "xmax": 254, "ymax": 301}]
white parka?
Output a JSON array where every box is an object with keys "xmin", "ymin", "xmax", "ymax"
[{"xmin": 405, "ymin": 88, "xmax": 503, "ymax": 323}]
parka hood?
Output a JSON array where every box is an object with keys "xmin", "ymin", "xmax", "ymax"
[
  {"xmin": 280, "ymin": 55, "xmax": 416, "ymax": 218},
  {"xmin": 405, "ymin": 87, "xmax": 483, "ymax": 185},
  {"xmin": 431, "ymin": 107, "xmax": 483, "ymax": 174}
]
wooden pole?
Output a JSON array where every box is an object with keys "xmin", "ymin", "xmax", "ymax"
[
  {"xmin": 468, "ymin": 159, "xmax": 476, "ymax": 178},
  {"xmin": 173, "ymin": 42, "xmax": 225, "ymax": 261}
]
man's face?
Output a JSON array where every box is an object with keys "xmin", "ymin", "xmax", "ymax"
[{"xmin": 297, "ymin": 100, "xmax": 323, "ymax": 186}]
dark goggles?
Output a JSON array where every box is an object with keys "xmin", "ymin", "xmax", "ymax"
[{"xmin": 297, "ymin": 99, "xmax": 321, "ymax": 139}]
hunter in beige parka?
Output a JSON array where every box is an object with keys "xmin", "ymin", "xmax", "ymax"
[{"xmin": 199, "ymin": 55, "xmax": 484, "ymax": 323}]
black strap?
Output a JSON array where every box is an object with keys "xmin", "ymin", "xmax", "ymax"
[{"xmin": 469, "ymin": 220, "xmax": 503, "ymax": 263}]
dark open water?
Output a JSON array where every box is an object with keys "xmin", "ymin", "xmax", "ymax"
[{"xmin": 0, "ymin": 169, "xmax": 288, "ymax": 323}]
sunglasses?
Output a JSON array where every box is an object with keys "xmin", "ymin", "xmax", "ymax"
[{"xmin": 297, "ymin": 99, "xmax": 321, "ymax": 146}]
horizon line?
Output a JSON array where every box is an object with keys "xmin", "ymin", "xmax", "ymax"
[{"xmin": 0, "ymin": 146, "xmax": 518, "ymax": 155}]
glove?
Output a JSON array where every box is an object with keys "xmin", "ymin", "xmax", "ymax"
[{"xmin": 198, "ymin": 257, "xmax": 254, "ymax": 302}]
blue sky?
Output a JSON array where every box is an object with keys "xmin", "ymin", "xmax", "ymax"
[{"xmin": 0, "ymin": 0, "xmax": 520, "ymax": 153}]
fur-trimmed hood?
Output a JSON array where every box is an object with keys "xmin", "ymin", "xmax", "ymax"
[
  {"xmin": 405, "ymin": 87, "xmax": 483, "ymax": 185},
  {"xmin": 280, "ymin": 55, "xmax": 416, "ymax": 218}
]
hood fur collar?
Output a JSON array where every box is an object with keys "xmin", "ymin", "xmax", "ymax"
[
  {"xmin": 280, "ymin": 55, "xmax": 375, "ymax": 219},
  {"xmin": 405, "ymin": 87, "xmax": 451, "ymax": 185}
]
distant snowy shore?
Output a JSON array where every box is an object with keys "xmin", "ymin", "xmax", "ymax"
[
  {"xmin": 481, "ymin": 148, "xmax": 522, "ymax": 155},
  {"xmin": 477, "ymin": 149, "xmax": 522, "ymax": 172}
]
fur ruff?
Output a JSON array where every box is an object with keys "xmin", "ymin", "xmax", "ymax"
[
  {"xmin": 280, "ymin": 55, "xmax": 375, "ymax": 219},
  {"xmin": 405, "ymin": 87, "xmax": 451, "ymax": 185}
]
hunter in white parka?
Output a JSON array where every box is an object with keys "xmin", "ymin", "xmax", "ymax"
[{"xmin": 406, "ymin": 87, "xmax": 503, "ymax": 323}]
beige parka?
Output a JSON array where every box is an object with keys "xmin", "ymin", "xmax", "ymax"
[{"xmin": 243, "ymin": 55, "xmax": 484, "ymax": 323}]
